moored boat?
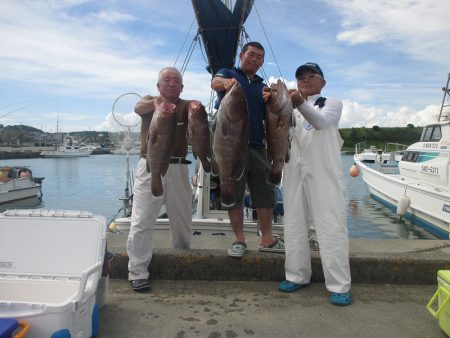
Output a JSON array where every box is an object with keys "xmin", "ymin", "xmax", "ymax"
[
  {"xmin": 41, "ymin": 136, "xmax": 92, "ymax": 158},
  {"xmin": 0, "ymin": 166, "xmax": 44, "ymax": 204},
  {"xmin": 354, "ymin": 73, "xmax": 450, "ymax": 239},
  {"xmin": 355, "ymin": 143, "xmax": 381, "ymax": 163}
]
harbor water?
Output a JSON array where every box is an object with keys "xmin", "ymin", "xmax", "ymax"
[{"xmin": 0, "ymin": 154, "xmax": 438, "ymax": 239}]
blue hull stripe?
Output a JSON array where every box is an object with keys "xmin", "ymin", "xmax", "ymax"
[{"xmin": 370, "ymin": 194, "xmax": 449, "ymax": 239}]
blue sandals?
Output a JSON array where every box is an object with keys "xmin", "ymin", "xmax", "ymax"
[
  {"xmin": 330, "ymin": 292, "xmax": 352, "ymax": 306},
  {"xmin": 278, "ymin": 280, "xmax": 309, "ymax": 293}
]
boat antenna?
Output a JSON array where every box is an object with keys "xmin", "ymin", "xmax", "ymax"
[
  {"xmin": 438, "ymin": 72, "xmax": 450, "ymax": 122},
  {"xmin": 56, "ymin": 96, "xmax": 59, "ymax": 135}
]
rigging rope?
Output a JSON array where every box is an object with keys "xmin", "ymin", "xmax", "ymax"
[
  {"xmin": 180, "ymin": 34, "xmax": 199, "ymax": 76},
  {"xmin": 254, "ymin": 4, "xmax": 285, "ymax": 83},
  {"xmin": 174, "ymin": 18, "xmax": 196, "ymax": 68}
]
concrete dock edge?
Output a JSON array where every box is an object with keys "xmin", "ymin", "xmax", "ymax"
[{"xmin": 109, "ymin": 239, "xmax": 450, "ymax": 284}]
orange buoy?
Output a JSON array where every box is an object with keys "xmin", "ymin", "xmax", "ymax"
[{"xmin": 349, "ymin": 164, "xmax": 359, "ymax": 177}]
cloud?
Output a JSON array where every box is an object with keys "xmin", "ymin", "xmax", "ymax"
[
  {"xmin": 341, "ymin": 100, "xmax": 439, "ymax": 128},
  {"xmin": 328, "ymin": 0, "xmax": 450, "ymax": 65}
]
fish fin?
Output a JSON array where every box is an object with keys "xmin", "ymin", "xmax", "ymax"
[
  {"xmin": 161, "ymin": 165, "xmax": 169, "ymax": 177},
  {"xmin": 220, "ymin": 183, "xmax": 235, "ymax": 208},
  {"xmin": 151, "ymin": 177, "xmax": 163, "ymax": 197},
  {"xmin": 211, "ymin": 159, "xmax": 220, "ymax": 177},
  {"xmin": 201, "ymin": 159, "xmax": 211, "ymax": 173},
  {"xmin": 235, "ymin": 164, "xmax": 246, "ymax": 181},
  {"xmin": 276, "ymin": 116, "xmax": 286, "ymax": 128},
  {"xmin": 149, "ymin": 131, "xmax": 158, "ymax": 145},
  {"xmin": 146, "ymin": 161, "xmax": 150, "ymax": 173},
  {"xmin": 221, "ymin": 119, "xmax": 230, "ymax": 137},
  {"xmin": 267, "ymin": 170, "xmax": 281, "ymax": 185}
]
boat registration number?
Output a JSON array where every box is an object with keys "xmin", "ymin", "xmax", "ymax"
[{"xmin": 421, "ymin": 165, "xmax": 439, "ymax": 175}]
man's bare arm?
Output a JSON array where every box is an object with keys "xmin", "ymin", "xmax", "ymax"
[
  {"xmin": 211, "ymin": 77, "xmax": 237, "ymax": 92},
  {"xmin": 134, "ymin": 95, "xmax": 157, "ymax": 116}
]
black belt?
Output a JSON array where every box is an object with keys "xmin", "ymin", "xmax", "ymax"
[
  {"xmin": 169, "ymin": 157, "xmax": 191, "ymax": 164},
  {"xmin": 141, "ymin": 154, "xmax": 191, "ymax": 165}
]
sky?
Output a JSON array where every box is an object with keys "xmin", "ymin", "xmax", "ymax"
[{"xmin": 1, "ymin": 0, "xmax": 450, "ymax": 133}]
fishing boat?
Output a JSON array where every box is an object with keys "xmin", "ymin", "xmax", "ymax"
[
  {"xmin": 355, "ymin": 143, "xmax": 381, "ymax": 163},
  {"xmin": 0, "ymin": 166, "xmax": 44, "ymax": 204},
  {"xmin": 355, "ymin": 142, "xmax": 408, "ymax": 163},
  {"xmin": 110, "ymin": 0, "xmax": 285, "ymax": 234},
  {"xmin": 354, "ymin": 73, "xmax": 450, "ymax": 239},
  {"xmin": 41, "ymin": 136, "xmax": 92, "ymax": 158},
  {"xmin": 380, "ymin": 143, "xmax": 408, "ymax": 162}
]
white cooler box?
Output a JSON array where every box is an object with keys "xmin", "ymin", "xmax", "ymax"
[{"xmin": 0, "ymin": 209, "xmax": 107, "ymax": 338}]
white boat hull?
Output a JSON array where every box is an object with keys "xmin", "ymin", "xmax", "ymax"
[
  {"xmin": 355, "ymin": 157, "xmax": 450, "ymax": 239},
  {"xmin": 41, "ymin": 150, "xmax": 91, "ymax": 158},
  {"xmin": 0, "ymin": 178, "xmax": 42, "ymax": 204}
]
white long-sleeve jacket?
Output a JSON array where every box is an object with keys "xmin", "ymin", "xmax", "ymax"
[{"xmin": 290, "ymin": 93, "xmax": 345, "ymax": 191}]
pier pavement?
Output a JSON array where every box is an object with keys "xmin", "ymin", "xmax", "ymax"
[{"xmin": 98, "ymin": 227, "xmax": 450, "ymax": 337}]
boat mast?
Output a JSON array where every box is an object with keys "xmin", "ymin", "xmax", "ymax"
[
  {"xmin": 438, "ymin": 73, "xmax": 450, "ymax": 122},
  {"xmin": 223, "ymin": 0, "xmax": 232, "ymax": 10},
  {"xmin": 56, "ymin": 96, "xmax": 59, "ymax": 134}
]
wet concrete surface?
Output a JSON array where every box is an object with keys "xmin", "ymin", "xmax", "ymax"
[{"xmin": 98, "ymin": 279, "xmax": 445, "ymax": 338}]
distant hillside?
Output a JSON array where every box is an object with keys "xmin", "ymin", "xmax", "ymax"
[
  {"xmin": 0, "ymin": 124, "xmax": 424, "ymax": 150},
  {"xmin": 340, "ymin": 125, "xmax": 423, "ymax": 151},
  {"xmin": 0, "ymin": 124, "xmax": 111, "ymax": 147},
  {"xmin": 0, "ymin": 124, "xmax": 44, "ymax": 146}
]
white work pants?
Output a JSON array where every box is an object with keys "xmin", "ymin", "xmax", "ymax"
[
  {"xmin": 283, "ymin": 146, "xmax": 351, "ymax": 293},
  {"xmin": 127, "ymin": 158, "xmax": 192, "ymax": 280}
]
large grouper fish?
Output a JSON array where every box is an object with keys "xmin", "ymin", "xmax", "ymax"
[
  {"xmin": 265, "ymin": 79, "xmax": 293, "ymax": 184},
  {"xmin": 188, "ymin": 100, "xmax": 213, "ymax": 173},
  {"xmin": 146, "ymin": 100, "xmax": 177, "ymax": 197},
  {"xmin": 213, "ymin": 81, "xmax": 249, "ymax": 207}
]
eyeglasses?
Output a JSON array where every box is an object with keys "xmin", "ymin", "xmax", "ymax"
[{"xmin": 297, "ymin": 74, "xmax": 322, "ymax": 82}]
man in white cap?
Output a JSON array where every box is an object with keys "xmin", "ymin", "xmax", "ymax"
[{"xmin": 276, "ymin": 62, "xmax": 351, "ymax": 305}]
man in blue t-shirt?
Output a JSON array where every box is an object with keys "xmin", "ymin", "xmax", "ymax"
[{"xmin": 211, "ymin": 41, "xmax": 284, "ymax": 258}]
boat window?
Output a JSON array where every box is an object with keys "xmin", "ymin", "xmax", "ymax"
[
  {"xmin": 431, "ymin": 126, "xmax": 442, "ymax": 141},
  {"xmin": 403, "ymin": 151, "xmax": 420, "ymax": 162},
  {"xmin": 417, "ymin": 151, "xmax": 439, "ymax": 163},
  {"xmin": 404, "ymin": 151, "xmax": 413, "ymax": 162},
  {"xmin": 420, "ymin": 126, "xmax": 434, "ymax": 141}
]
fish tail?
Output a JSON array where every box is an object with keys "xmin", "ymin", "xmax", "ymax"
[
  {"xmin": 201, "ymin": 157, "xmax": 212, "ymax": 173},
  {"xmin": 220, "ymin": 184, "xmax": 235, "ymax": 207},
  {"xmin": 267, "ymin": 170, "xmax": 281, "ymax": 185},
  {"xmin": 211, "ymin": 159, "xmax": 220, "ymax": 177},
  {"xmin": 151, "ymin": 177, "xmax": 163, "ymax": 197}
]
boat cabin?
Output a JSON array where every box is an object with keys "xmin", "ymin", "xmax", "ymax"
[{"xmin": 399, "ymin": 121, "xmax": 450, "ymax": 191}]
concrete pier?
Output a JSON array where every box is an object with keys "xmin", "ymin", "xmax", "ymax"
[
  {"xmin": 107, "ymin": 230, "xmax": 450, "ymax": 284},
  {"xmin": 98, "ymin": 229, "xmax": 450, "ymax": 337}
]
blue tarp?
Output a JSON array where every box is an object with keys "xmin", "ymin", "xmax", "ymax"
[{"xmin": 191, "ymin": 0, "xmax": 254, "ymax": 75}]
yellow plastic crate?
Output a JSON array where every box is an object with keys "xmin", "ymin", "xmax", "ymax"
[{"xmin": 427, "ymin": 270, "xmax": 450, "ymax": 336}]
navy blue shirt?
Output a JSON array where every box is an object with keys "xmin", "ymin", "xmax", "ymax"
[{"xmin": 214, "ymin": 67, "xmax": 266, "ymax": 148}]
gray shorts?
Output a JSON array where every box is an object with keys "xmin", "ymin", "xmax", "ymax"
[{"xmin": 234, "ymin": 147, "xmax": 275, "ymax": 208}]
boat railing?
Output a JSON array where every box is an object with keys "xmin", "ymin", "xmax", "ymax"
[
  {"xmin": 383, "ymin": 142, "xmax": 408, "ymax": 154},
  {"xmin": 438, "ymin": 72, "xmax": 450, "ymax": 122},
  {"xmin": 355, "ymin": 141, "xmax": 367, "ymax": 154}
]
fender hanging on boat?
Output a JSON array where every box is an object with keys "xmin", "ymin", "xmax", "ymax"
[
  {"xmin": 397, "ymin": 195, "xmax": 410, "ymax": 216},
  {"xmin": 349, "ymin": 163, "xmax": 360, "ymax": 177}
]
